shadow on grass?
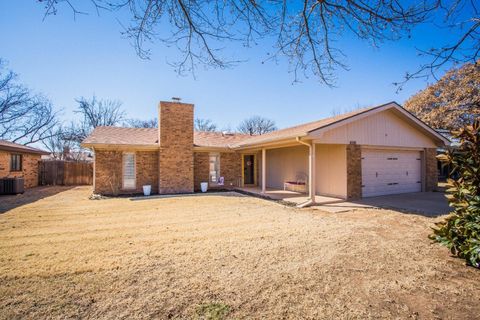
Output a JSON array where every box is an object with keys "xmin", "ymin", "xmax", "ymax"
[
  {"xmin": 129, "ymin": 190, "xmax": 246, "ymax": 201},
  {"xmin": 0, "ymin": 186, "xmax": 75, "ymax": 214}
]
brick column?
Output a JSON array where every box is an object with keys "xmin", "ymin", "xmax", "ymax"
[
  {"xmin": 346, "ymin": 143, "xmax": 362, "ymax": 200},
  {"xmin": 424, "ymin": 148, "xmax": 438, "ymax": 192},
  {"xmin": 158, "ymin": 101, "xmax": 194, "ymax": 194}
]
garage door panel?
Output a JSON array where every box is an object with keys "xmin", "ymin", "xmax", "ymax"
[{"xmin": 361, "ymin": 149, "xmax": 422, "ymax": 197}]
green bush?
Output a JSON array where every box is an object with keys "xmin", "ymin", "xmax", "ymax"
[{"xmin": 430, "ymin": 120, "xmax": 480, "ymax": 268}]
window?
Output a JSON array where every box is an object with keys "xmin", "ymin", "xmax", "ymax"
[
  {"xmin": 10, "ymin": 154, "xmax": 22, "ymax": 171},
  {"xmin": 209, "ymin": 153, "xmax": 220, "ymax": 184},
  {"xmin": 123, "ymin": 153, "xmax": 136, "ymax": 189}
]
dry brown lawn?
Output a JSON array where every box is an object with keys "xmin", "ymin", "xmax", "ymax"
[{"xmin": 0, "ymin": 186, "xmax": 478, "ymax": 319}]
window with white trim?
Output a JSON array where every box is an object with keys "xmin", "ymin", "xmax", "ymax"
[
  {"xmin": 10, "ymin": 154, "xmax": 22, "ymax": 171},
  {"xmin": 123, "ymin": 153, "xmax": 136, "ymax": 189},
  {"xmin": 209, "ymin": 153, "xmax": 220, "ymax": 184}
]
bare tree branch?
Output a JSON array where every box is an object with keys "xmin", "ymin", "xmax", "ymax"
[
  {"xmin": 237, "ymin": 115, "xmax": 276, "ymax": 135},
  {"xmin": 39, "ymin": 1, "xmax": 478, "ymax": 86},
  {"xmin": 0, "ymin": 60, "xmax": 59, "ymax": 145},
  {"xmin": 194, "ymin": 118, "xmax": 217, "ymax": 132}
]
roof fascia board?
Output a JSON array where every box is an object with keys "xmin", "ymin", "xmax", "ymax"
[
  {"xmin": 233, "ymin": 138, "xmax": 305, "ymax": 151},
  {"xmin": 0, "ymin": 146, "xmax": 49, "ymax": 155},
  {"xmin": 193, "ymin": 146, "xmax": 234, "ymax": 153}
]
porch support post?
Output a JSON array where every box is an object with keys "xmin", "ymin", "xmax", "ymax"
[
  {"xmin": 261, "ymin": 148, "xmax": 266, "ymax": 193},
  {"xmin": 309, "ymin": 143, "xmax": 316, "ymax": 202}
]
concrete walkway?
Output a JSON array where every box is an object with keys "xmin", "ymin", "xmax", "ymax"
[{"xmin": 313, "ymin": 192, "xmax": 451, "ymax": 216}]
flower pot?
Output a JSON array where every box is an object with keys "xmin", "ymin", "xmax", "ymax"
[
  {"xmin": 200, "ymin": 182, "xmax": 208, "ymax": 193},
  {"xmin": 143, "ymin": 185, "xmax": 151, "ymax": 196}
]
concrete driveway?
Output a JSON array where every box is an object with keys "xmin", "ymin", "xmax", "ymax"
[{"xmin": 314, "ymin": 192, "xmax": 451, "ymax": 216}]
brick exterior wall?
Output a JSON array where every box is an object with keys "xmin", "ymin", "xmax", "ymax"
[
  {"xmin": 158, "ymin": 102, "xmax": 194, "ymax": 194},
  {"xmin": 0, "ymin": 151, "xmax": 8, "ymax": 177},
  {"xmin": 221, "ymin": 152, "xmax": 242, "ymax": 187},
  {"xmin": 93, "ymin": 149, "xmax": 159, "ymax": 195},
  {"xmin": 424, "ymin": 148, "xmax": 438, "ymax": 192},
  {"xmin": 193, "ymin": 152, "xmax": 209, "ymax": 191},
  {"xmin": 346, "ymin": 144, "xmax": 362, "ymax": 200},
  {"xmin": 193, "ymin": 151, "xmax": 242, "ymax": 191},
  {"xmin": 0, "ymin": 151, "xmax": 41, "ymax": 189},
  {"xmin": 136, "ymin": 151, "xmax": 159, "ymax": 194},
  {"xmin": 94, "ymin": 150, "xmax": 122, "ymax": 195}
]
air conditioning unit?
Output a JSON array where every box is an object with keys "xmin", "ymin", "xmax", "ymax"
[{"xmin": 0, "ymin": 177, "xmax": 25, "ymax": 195}]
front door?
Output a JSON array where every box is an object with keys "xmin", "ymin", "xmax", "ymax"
[{"xmin": 243, "ymin": 155, "xmax": 255, "ymax": 185}]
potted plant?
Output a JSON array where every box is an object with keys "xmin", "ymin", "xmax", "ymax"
[{"xmin": 143, "ymin": 185, "xmax": 151, "ymax": 196}]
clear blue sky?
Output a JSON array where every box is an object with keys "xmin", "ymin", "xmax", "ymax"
[{"xmin": 0, "ymin": 2, "xmax": 459, "ymax": 130}]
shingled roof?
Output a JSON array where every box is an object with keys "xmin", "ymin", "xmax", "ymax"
[
  {"xmin": 81, "ymin": 126, "xmax": 252, "ymax": 148},
  {"xmin": 82, "ymin": 101, "xmax": 448, "ymax": 150},
  {"xmin": 231, "ymin": 105, "xmax": 380, "ymax": 148},
  {"xmin": 0, "ymin": 140, "xmax": 49, "ymax": 155}
]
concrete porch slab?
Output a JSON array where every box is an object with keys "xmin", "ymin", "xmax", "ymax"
[{"xmin": 235, "ymin": 187, "xmax": 343, "ymax": 206}]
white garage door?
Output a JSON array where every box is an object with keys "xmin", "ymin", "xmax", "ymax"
[{"xmin": 362, "ymin": 149, "xmax": 422, "ymax": 197}]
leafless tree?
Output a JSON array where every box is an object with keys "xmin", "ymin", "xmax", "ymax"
[
  {"xmin": 42, "ymin": 126, "xmax": 69, "ymax": 160},
  {"xmin": 0, "ymin": 60, "xmax": 58, "ymax": 145},
  {"xmin": 65, "ymin": 95, "xmax": 125, "ymax": 145},
  {"xmin": 127, "ymin": 118, "xmax": 157, "ymax": 128},
  {"xmin": 41, "ymin": 125, "xmax": 92, "ymax": 161},
  {"xmin": 237, "ymin": 116, "xmax": 276, "ymax": 135},
  {"xmin": 194, "ymin": 118, "xmax": 217, "ymax": 132},
  {"xmin": 330, "ymin": 104, "xmax": 364, "ymax": 116},
  {"xmin": 396, "ymin": 1, "xmax": 480, "ymax": 88},
  {"xmin": 38, "ymin": 1, "xmax": 478, "ymax": 86}
]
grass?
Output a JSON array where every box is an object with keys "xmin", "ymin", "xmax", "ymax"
[
  {"xmin": 0, "ymin": 186, "xmax": 479, "ymax": 319},
  {"xmin": 195, "ymin": 302, "xmax": 230, "ymax": 320}
]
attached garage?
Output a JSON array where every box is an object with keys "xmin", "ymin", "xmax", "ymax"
[{"xmin": 361, "ymin": 149, "xmax": 422, "ymax": 197}]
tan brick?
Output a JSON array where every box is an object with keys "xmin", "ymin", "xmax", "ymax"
[
  {"xmin": 93, "ymin": 149, "xmax": 159, "ymax": 195},
  {"xmin": 220, "ymin": 152, "xmax": 242, "ymax": 188},
  {"xmin": 193, "ymin": 152, "xmax": 242, "ymax": 191},
  {"xmin": 93, "ymin": 150, "xmax": 123, "ymax": 195},
  {"xmin": 424, "ymin": 148, "xmax": 438, "ymax": 192},
  {"xmin": 193, "ymin": 152, "xmax": 209, "ymax": 191},
  {"xmin": 0, "ymin": 151, "xmax": 41, "ymax": 189},
  {"xmin": 346, "ymin": 143, "xmax": 362, "ymax": 200},
  {"xmin": 158, "ymin": 102, "xmax": 194, "ymax": 193}
]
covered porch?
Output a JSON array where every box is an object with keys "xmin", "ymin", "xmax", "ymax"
[
  {"xmin": 235, "ymin": 186, "xmax": 343, "ymax": 206},
  {"xmin": 238, "ymin": 140, "xmax": 349, "ymax": 207}
]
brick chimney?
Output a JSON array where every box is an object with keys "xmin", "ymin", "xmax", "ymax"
[{"xmin": 158, "ymin": 101, "xmax": 194, "ymax": 193}]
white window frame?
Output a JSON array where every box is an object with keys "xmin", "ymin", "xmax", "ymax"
[
  {"xmin": 209, "ymin": 153, "xmax": 220, "ymax": 185},
  {"xmin": 122, "ymin": 152, "xmax": 136, "ymax": 190}
]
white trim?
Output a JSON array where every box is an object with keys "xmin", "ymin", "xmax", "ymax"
[
  {"xmin": 360, "ymin": 145, "xmax": 425, "ymax": 151},
  {"xmin": 208, "ymin": 152, "xmax": 221, "ymax": 185},
  {"xmin": 261, "ymin": 148, "xmax": 266, "ymax": 193},
  {"xmin": 122, "ymin": 152, "xmax": 136, "ymax": 190}
]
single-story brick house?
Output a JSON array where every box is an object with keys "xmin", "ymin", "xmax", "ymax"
[
  {"xmin": 81, "ymin": 101, "xmax": 448, "ymax": 203},
  {"xmin": 0, "ymin": 140, "xmax": 49, "ymax": 189}
]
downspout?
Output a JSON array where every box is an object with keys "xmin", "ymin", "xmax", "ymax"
[{"xmin": 296, "ymin": 137, "xmax": 315, "ymax": 208}]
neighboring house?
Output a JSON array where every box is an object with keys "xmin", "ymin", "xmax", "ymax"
[
  {"xmin": 0, "ymin": 140, "xmax": 49, "ymax": 189},
  {"xmin": 81, "ymin": 101, "xmax": 448, "ymax": 202}
]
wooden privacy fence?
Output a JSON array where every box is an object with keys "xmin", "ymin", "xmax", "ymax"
[{"xmin": 39, "ymin": 160, "xmax": 93, "ymax": 186}]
